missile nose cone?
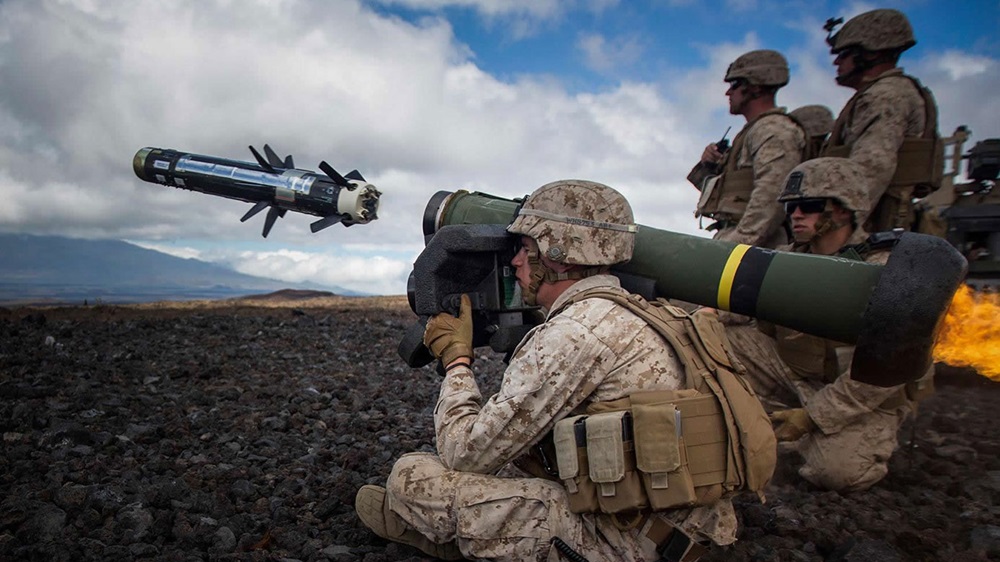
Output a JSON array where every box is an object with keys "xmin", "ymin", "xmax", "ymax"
[{"xmin": 133, "ymin": 147, "xmax": 155, "ymax": 181}]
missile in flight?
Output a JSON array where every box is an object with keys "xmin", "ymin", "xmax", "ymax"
[{"xmin": 133, "ymin": 145, "xmax": 381, "ymax": 237}]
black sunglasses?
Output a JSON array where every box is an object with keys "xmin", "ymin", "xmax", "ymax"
[
  {"xmin": 726, "ymin": 78, "xmax": 748, "ymax": 91},
  {"xmin": 784, "ymin": 198, "xmax": 827, "ymax": 214}
]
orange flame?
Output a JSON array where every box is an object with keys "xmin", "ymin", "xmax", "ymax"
[{"xmin": 932, "ymin": 285, "xmax": 1000, "ymax": 381}]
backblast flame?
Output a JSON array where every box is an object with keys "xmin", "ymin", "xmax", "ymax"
[{"xmin": 932, "ymin": 285, "xmax": 1000, "ymax": 381}]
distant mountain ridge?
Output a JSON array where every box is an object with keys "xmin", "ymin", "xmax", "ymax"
[{"xmin": 0, "ymin": 233, "xmax": 359, "ymax": 305}]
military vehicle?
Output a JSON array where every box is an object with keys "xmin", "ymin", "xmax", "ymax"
[{"xmin": 921, "ymin": 127, "xmax": 1000, "ymax": 289}]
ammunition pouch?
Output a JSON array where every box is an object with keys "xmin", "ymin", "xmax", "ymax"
[
  {"xmin": 694, "ymin": 175, "xmax": 719, "ymax": 218},
  {"xmin": 542, "ymin": 289, "xmax": 777, "ymax": 516},
  {"xmin": 696, "ymin": 167, "xmax": 753, "ymax": 219},
  {"xmin": 896, "ymin": 137, "xmax": 944, "ymax": 197},
  {"xmin": 687, "ymin": 162, "xmax": 719, "ymax": 193},
  {"xmin": 553, "ymin": 390, "xmax": 731, "ymax": 514},
  {"xmin": 823, "ymin": 137, "xmax": 942, "ymax": 197}
]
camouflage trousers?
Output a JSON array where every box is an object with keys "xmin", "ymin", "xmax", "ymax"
[
  {"xmin": 384, "ymin": 452, "xmax": 686, "ymax": 562},
  {"xmin": 725, "ymin": 325, "xmax": 909, "ymax": 492}
]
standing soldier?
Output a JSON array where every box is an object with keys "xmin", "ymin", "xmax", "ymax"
[
  {"xmin": 822, "ymin": 8, "xmax": 943, "ymax": 232},
  {"xmin": 725, "ymin": 158, "xmax": 933, "ymax": 492},
  {"xmin": 355, "ymin": 180, "xmax": 774, "ymax": 561},
  {"xmin": 688, "ymin": 49, "xmax": 807, "ymax": 249}
]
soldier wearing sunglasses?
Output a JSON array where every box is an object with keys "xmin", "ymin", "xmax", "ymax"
[
  {"xmin": 723, "ymin": 157, "xmax": 933, "ymax": 492},
  {"xmin": 687, "ymin": 50, "xmax": 807, "ymax": 249}
]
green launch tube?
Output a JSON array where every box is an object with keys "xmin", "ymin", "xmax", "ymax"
[{"xmin": 423, "ymin": 190, "xmax": 968, "ymax": 387}]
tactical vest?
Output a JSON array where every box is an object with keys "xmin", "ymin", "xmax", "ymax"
[
  {"xmin": 697, "ymin": 110, "xmax": 808, "ymax": 220},
  {"xmin": 822, "ymin": 73, "xmax": 943, "ymax": 231},
  {"xmin": 522, "ymin": 289, "xmax": 776, "ymax": 517}
]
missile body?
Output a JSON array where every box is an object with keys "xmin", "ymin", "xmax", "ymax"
[
  {"xmin": 133, "ymin": 146, "xmax": 381, "ymax": 237},
  {"xmin": 414, "ymin": 190, "xmax": 968, "ymax": 387}
]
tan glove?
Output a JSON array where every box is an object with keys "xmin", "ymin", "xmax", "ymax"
[
  {"xmin": 423, "ymin": 294, "xmax": 474, "ymax": 367},
  {"xmin": 769, "ymin": 408, "xmax": 816, "ymax": 442}
]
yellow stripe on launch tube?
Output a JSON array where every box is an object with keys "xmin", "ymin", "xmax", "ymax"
[{"xmin": 717, "ymin": 244, "xmax": 751, "ymax": 311}]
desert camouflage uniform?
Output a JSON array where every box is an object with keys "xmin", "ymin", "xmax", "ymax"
[
  {"xmin": 725, "ymin": 230, "xmax": 921, "ymax": 492},
  {"xmin": 384, "ymin": 274, "xmax": 737, "ymax": 562},
  {"xmin": 825, "ymin": 68, "xmax": 930, "ymax": 230},
  {"xmin": 688, "ymin": 109, "xmax": 806, "ymax": 248}
]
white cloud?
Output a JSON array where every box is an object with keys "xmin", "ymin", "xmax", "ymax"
[
  {"xmin": 577, "ymin": 32, "xmax": 645, "ymax": 74},
  {"xmin": 0, "ymin": 0, "xmax": 743, "ymax": 292},
  {"xmin": 370, "ymin": 0, "xmax": 563, "ymax": 19},
  {"xmin": 367, "ymin": 0, "xmax": 621, "ymax": 38},
  {"xmin": 926, "ymin": 50, "xmax": 993, "ymax": 81},
  {"xmin": 367, "ymin": 0, "xmax": 619, "ymax": 20},
  {"xmin": 1, "ymin": 0, "xmax": 996, "ymax": 296},
  {"xmin": 912, "ymin": 51, "xmax": 1000, "ymax": 142}
]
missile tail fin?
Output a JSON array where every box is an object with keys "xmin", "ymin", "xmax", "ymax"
[
  {"xmin": 310, "ymin": 214, "xmax": 346, "ymax": 233},
  {"xmin": 241, "ymin": 200, "xmax": 270, "ymax": 222},
  {"xmin": 263, "ymin": 144, "xmax": 286, "ymax": 168},
  {"xmin": 249, "ymin": 145, "xmax": 277, "ymax": 173},
  {"xmin": 261, "ymin": 206, "xmax": 287, "ymax": 238},
  {"xmin": 319, "ymin": 161, "xmax": 348, "ymax": 186}
]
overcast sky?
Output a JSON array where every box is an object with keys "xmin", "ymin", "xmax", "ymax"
[{"xmin": 1, "ymin": 0, "xmax": 997, "ymax": 295}]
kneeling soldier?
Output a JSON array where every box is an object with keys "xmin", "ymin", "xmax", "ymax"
[
  {"xmin": 356, "ymin": 180, "xmax": 775, "ymax": 561},
  {"xmin": 726, "ymin": 157, "xmax": 934, "ymax": 492}
]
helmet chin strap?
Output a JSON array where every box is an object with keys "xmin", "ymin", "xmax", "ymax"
[
  {"xmin": 522, "ymin": 247, "xmax": 546, "ymax": 307},
  {"xmin": 804, "ymin": 200, "xmax": 852, "ymax": 243},
  {"xmin": 835, "ymin": 59, "xmax": 866, "ymax": 86},
  {"xmin": 835, "ymin": 48, "xmax": 894, "ymax": 86},
  {"xmin": 522, "ymin": 246, "xmax": 607, "ymax": 307},
  {"xmin": 731, "ymin": 84, "xmax": 757, "ymax": 114}
]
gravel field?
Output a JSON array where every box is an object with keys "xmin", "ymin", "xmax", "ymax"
[{"xmin": 0, "ymin": 296, "xmax": 998, "ymax": 562}]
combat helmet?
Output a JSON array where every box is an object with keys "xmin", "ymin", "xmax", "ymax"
[
  {"xmin": 827, "ymin": 9, "xmax": 916, "ymax": 54},
  {"xmin": 779, "ymin": 157, "xmax": 870, "ymax": 216},
  {"xmin": 508, "ymin": 180, "xmax": 636, "ymax": 305},
  {"xmin": 725, "ymin": 50, "xmax": 789, "ymax": 88},
  {"xmin": 509, "ymin": 180, "xmax": 636, "ymax": 266},
  {"xmin": 789, "ymin": 105, "xmax": 835, "ymax": 139}
]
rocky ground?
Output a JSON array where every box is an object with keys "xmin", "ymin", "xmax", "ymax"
[{"xmin": 0, "ymin": 295, "xmax": 998, "ymax": 562}]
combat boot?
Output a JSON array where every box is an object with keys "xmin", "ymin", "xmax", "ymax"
[{"xmin": 355, "ymin": 485, "xmax": 465, "ymax": 561}]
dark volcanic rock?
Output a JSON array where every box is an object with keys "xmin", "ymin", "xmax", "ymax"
[{"xmin": 0, "ymin": 301, "xmax": 998, "ymax": 561}]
